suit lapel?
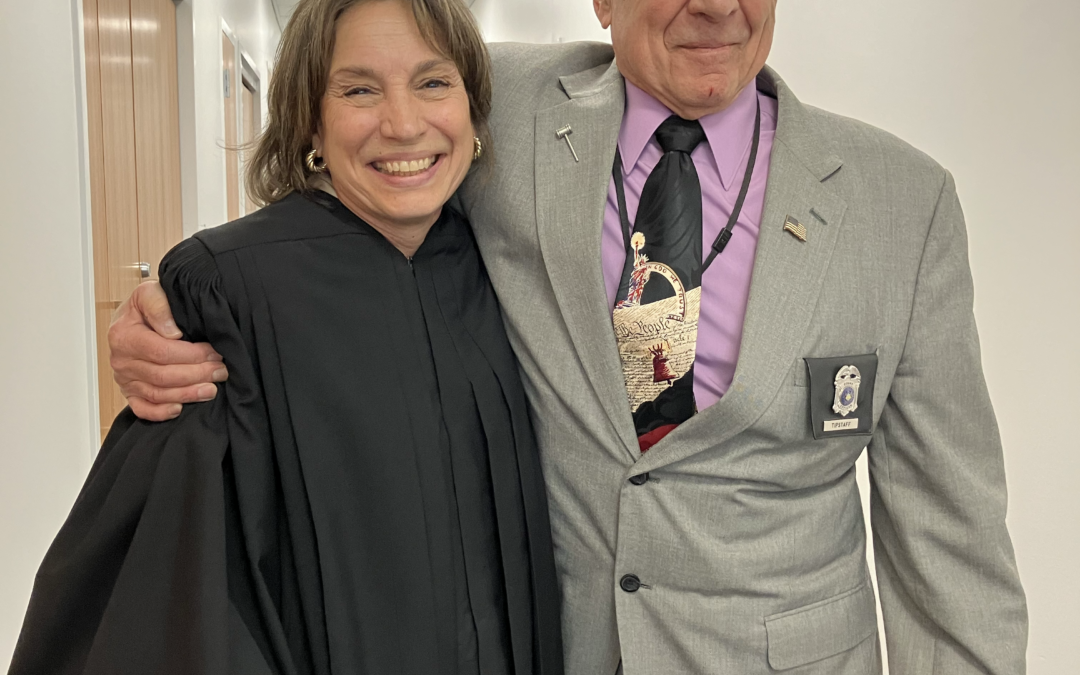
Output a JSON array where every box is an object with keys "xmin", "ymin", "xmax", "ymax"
[
  {"xmin": 534, "ymin": 61, "xmax": 639, "ymax": 460},
  {"xmin": 635, "ymin": 68, "xmax": 849, "ymax": 473}
]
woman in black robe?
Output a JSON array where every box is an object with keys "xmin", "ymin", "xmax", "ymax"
[{"xmin": 9, "ymin": 1, "xmax": 562, "ymax": 674}]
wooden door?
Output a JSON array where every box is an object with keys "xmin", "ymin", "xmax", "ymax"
[
  {"xmin": 84, "ymin": 0, "xmax": 184, "ymax": 441},
  {"xmin": 222, "ymin": 31, "xmax": 241, "ymax": 222},
  {"xmin": 132, "ymin": 0, "xmax": 184, "ymax": 278}
]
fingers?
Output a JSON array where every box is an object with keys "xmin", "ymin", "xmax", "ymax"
[
  {"xmin": 118, "ymin": 379, "xmax": 219, "ymax": 407},
  {"xmin": 130, "ymin": 280, "xmax": 182, "ymax": 338},
  {"xmin": 111, "ymin": 341, "xmax": 228, "ymax": 412},
  {"xmin": 113, "ymin": 323, "xmax": 222, "ymax": 367},
  {"xmin": 127, "ymin": 397, "xmax": 183, "ymax": 422},
  {"xmin": 110, "ymin": 281, "xmax": 223, "ymax": 366},
  {"xmin": 114, "ymin": 358, "xmax": 228, "ymax": 390}
]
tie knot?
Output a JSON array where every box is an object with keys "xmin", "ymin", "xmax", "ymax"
[{"xmin": 654, "ymin": 116, "xmax": 706, "ymax": 154}]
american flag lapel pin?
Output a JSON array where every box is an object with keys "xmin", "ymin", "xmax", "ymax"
[{"xmin": 783, "ymin": 215, "xmax": 807, "ymax": 242}]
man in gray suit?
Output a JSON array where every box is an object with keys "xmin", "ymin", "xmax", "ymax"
[{"xmin": 108, "ymin": 0, "xmax": 1026, "ymax": 673}]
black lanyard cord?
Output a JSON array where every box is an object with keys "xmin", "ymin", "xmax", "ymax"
[{"xmin": 612, "ymin": 98, "xmax": 762, "ymax": 274}]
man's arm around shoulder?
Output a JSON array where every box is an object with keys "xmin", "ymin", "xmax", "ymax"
[{"xmin": 107, "ymin": 281, "xmax": 228, "ymax": 421}]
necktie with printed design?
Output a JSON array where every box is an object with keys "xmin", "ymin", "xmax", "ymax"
[{"xmin": 613, "ymin": 116, "xmax": 706, "ymax": 451}]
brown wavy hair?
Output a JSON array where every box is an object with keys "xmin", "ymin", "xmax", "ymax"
[{"xmin": 245, "ymin": 0, "xmax": 492, "ymax": 206}]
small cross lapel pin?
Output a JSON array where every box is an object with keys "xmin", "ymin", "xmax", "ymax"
[{"xmin": 783, "ymin": 215, "xmax": 807, "ymax": 242}]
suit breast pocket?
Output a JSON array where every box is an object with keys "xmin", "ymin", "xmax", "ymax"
[
  {"xmin": 803, "ymin": 352, "xmax": 879, "ymax": 440},
  {"xmin": 764, "ymin": 581, "xmax": 879, "ymax": 671}
]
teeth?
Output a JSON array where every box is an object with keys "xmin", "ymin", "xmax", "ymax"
[{"xmin": 375, "ymin": 156, "xmax": 436, "ymax": 176}]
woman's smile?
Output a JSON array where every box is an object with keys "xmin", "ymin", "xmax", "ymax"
[{"xmin": 371, "ymin": 153, "xmax": 440, "ymax": 177}]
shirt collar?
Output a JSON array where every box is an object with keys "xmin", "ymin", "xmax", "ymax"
[{"xmin": 618, "ymin": 78, "xmax": 759, "ymax": 191}]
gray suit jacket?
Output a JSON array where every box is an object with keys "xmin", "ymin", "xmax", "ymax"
[{"xmin": 459, "ymin": 42, "xmax": 1027, "ymax": 675}]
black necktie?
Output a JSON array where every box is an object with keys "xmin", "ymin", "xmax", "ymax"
[
  {"xmin": 616, "ymin": 116, "xmax": 706, "ymax": 305},
  {"xmin": 614, "ymin": 116, "xmax": 707, "ymax": 448}
]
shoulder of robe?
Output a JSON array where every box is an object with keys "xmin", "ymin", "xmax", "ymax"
[
  {"xmin": 194, "ymin": 191, "xmax": 358, "ymax": 256},
  {"xmin": 157, "ymin": 237, "xmax": 226, "ymax": 343}
]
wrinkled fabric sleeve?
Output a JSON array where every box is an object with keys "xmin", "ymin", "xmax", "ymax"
[
  {"xmin": 9, "ymin": 239, "xmax": 244, "ymax": 675},
  {"xmin": 868, "ymin": 171, "xmax": 1028, "ymax": 675}
]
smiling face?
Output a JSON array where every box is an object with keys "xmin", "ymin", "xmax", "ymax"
[
  {"xmin": 594, "ymin": 0, "xmax": 776, "ymax": 119},
  {"xmin": 313, "ymin": 0, "xmax": 475, "ymax": 240}
]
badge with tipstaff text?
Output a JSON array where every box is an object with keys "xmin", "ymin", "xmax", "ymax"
[
  {"xmin": 832, "ymin": 365, "xmax": 861, "ymax": 416},
  {"xmin": 804, "ymin": 354, "xmax": 878, "ymax": 440}
]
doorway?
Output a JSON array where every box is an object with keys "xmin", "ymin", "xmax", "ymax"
[
  {"xmin": 222, "ymin": 29, "xmax": 241, "ymax": 222},
  {"xmin": 83, "ymin": 0, "xmax": 185, "ymax": 440},
  {"xmin": 241, "ymin": 64, "xmax": 262, "ymax": 215},
  {"xmin": 222, "ymin": 31, "xmax": 263, "ymax": 219}
]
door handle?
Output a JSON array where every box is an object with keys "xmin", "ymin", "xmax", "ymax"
[{"xmin": 127, "ymin": 262, "xmax": 151, "ymax": 278}]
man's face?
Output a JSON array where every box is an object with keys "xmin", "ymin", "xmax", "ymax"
[{"xmin": 594, "ymin": 0, "xmax": 776, "ymax": 120}]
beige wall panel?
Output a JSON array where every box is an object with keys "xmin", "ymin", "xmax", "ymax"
[
  {"xmin": 131, "ymin": 0, "xmax": 183, "ymax": 278},
  {"xmin": 97, "ymin": 0, "xmax": 142, "ymax": 302},
  {"xmin": 222, "ymin": 31, "xmax": 240, "ymax": 222}
]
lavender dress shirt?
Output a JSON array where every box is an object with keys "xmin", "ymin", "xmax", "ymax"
[{"xmin": 602, "ymin": 79, "xmax": 778, "ymax": 411}]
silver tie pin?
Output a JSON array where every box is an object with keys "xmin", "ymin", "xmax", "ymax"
[
  {"xmin": 555, "ymin": 125, "xmax": 580, "ymax": 162},
  {"xmin": 783, "ymin": 215, "xmax": 807, "ymax": 242}
]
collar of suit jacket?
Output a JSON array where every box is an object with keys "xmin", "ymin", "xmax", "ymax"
[{"xmin": 557, "ymin": 60, "xmax": 843, "ymax": 184}]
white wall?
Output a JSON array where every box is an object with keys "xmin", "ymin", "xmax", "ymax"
[
  {"xmin": 177, "ymin": 0, "xmax": 281, "ymax": 234},
  {"xmin": 0, "ymin": 0, "xmax": 97, "ymax": 669},
  {"xmin": 481, "ymin": 1, "xmax": 1079, "ymax": 673},
  {"xmin": 470, "ymin": 0, "xmax": 609, "ymax": 43}
]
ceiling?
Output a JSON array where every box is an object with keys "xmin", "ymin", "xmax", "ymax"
[{"xmin": 269, "ymin": 0, "xmax": 302, "ymax": 31}]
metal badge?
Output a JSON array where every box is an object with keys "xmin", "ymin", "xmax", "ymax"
[
  {"xmin": 784, "ymin": 215, "xmax": 807, "ymax": 242},
  {"xmin": 832, "ymin": 365, "xmax": 861, "ymax": 416}
]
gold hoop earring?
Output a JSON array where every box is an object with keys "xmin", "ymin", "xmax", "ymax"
[
  {"xmin": 306, "ymin": 148, "xmax": 328, "ymax": 174},
  {"xmin": 473, "ymin": 137, "xmax": 483, "ymax": 161}
]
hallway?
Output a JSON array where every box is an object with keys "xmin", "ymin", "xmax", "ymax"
[{"xmin": 1, "ymin": 1, "xmax": 1078, "ymax": 672}]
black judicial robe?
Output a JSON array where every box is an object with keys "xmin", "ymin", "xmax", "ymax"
[{"xmin": 10, "ymin": 193, "xmax": 563, "ymax": 675}]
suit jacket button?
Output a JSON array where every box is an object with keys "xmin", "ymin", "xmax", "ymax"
[
  {"xmin": 629, "ymin": 473, "xmax": 650, "ymax": 485},
  {"xmin": 619, "ymin": 574, "xmax": 641, "ymax": 593}
]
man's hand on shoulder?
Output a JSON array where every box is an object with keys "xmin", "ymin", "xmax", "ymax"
[{"xmin": 108, "ymin": 281, "xmax": 229, "ymax": 421}]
